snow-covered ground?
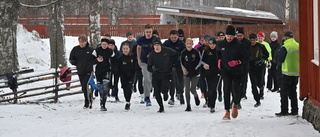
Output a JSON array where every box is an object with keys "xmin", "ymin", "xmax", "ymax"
[{"xmin": 0, "ymin": 25, "xmax": 320, "ymax": 137}]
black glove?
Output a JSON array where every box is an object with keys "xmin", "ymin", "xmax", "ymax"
[
  {"xmin": 152, "ymin": 66, "xmax": 157, "ymax": 72},
  {"xmin": 172, "ymin": 67, "xmax": 176, "ymax": 72}
]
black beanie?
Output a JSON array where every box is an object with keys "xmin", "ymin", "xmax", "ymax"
[
  {"xmin": 109, "ymin": 39, "xmax": 115, "ymax": 45},
  {"xmin": 284, "ymin": 30, "xmax": 294, "ymax": 38},
  {"xmin": 101, "ymin": 39, "xmax": 109, "ymax": 43},
  {"xmin": 249, "ymin": 33, "xmax": 257, "ymax": 39},
  {"xmin": 226, "ymin": 25, "xmax": 236, "ymax": 35},
  {"xmin": 236, "ymin": 27, "xmax": 244, "ymax": 34},
  {"xmin": 153, "ymin": 37, "xmax": 162, "ymax": 45},
  {"xmin": 217, "ymin": 31, "xmax": 225, "ymax": 36},
  {"xmin": 152, "ymin": 30, "xmax": 159, "ymax": 36},
  {"xmin": 178, "ymin": 29, "xmax": 184, "ymax": 37},
  {"xmin": 208, "ymin": 37, "xmax": 217, "ymax": 44}
]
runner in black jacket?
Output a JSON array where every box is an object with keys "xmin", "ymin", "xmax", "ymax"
[
  {"xmin": 69, "ymin": 35, "xmax": 97, "ymax": 109},
  {"xmin": 180, "ymin": 38, "xmax": 201, "ymax": 111},
  {"xmin": 216, "ymin": 25, "xmax": 249, "ymax": 120},
  {"xmin": 148, "ymin": 38, "xmax": 178, "ymax": 113},
  {"xmin": 93, "ymin": 39, "xmax": 114, "ymax": 111},
  {"xmin": 163, "ymin": 30, "xmax": 186, "ymax": 105},
  {"xmin": 118, "ymin": 43, "xmax": 137, "ymax": 110},
  {"xmin": 202, "ymin": 37, "xmax": 220, "ymax": 113}
]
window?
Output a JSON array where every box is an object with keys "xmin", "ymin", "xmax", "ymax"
[{"xmin": 312, "ymin": 0, "xmax": 320, "ymax": 66}]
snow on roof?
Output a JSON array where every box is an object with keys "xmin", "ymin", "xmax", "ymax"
[
  {"xmin": 213, "ymin": 7, "xmax": 280, "ymax": 20},
  {"xmin": 158, "ymin": 5, "xmax": 281, "ymax": 21}
]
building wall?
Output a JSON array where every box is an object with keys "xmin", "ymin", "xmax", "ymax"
[{"xmin": 299, "ymin": 0, "xmax": 320, "ymax": 132}]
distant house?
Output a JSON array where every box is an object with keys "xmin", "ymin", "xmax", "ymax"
[
  {"xmin": 299, "ymin": 0, "xmax": 320, "ymax": 132},
  {"xmin": 157, "ymin": 5, "xmax": 283, "ymax": 25}
]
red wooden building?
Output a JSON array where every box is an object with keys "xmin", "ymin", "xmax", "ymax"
[{"xmin": 299, "ymin": 0, "xmax": 320, "ymax": 131}]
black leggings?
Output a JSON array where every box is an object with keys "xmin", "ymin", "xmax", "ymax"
[{"xmin": 78, "ymin": 73, "xmax": 92, "ymax": 104}]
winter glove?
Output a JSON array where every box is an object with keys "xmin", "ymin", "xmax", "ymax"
[
  {"xmin": 228, "ymin": 60, "xmax": 240, "ymax": 67},
  {"xmin": 152, "ymin": 66, "xmax": 157, "ymax": 72},
  {"xmin": 218, "ymin": 59, "xmax": 221, "ymax": 69}
]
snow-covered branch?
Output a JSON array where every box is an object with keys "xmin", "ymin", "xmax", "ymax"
[{"xmin": 19, "ymin": 0, "xmax": 58, "ymax": 8}]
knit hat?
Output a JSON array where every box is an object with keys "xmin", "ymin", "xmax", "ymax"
[
  {"xmin": 152, "ymin": 30, "xmax": 159, "ymax": 36},
  {"xmin": 204, "ymin": 34, "xmax": 212, "ymax": 40},
  {"xmin": 249, "ymin": 33, "xmax": 257, "ymax": 39},
  {"xmin": 199, "ymin": 35, "xmax": 205, "ymax": 41},
  {"xmin": 109, "ymin": 39, "xmax": 115, "ymax": 45},
  {"xmin": 153, "ymin": 37, "xmax": 162, "ymax": 45},
  {"xmin": 208, "ymin": 37, "xmax": 217, "ymax": 44},
  {"xmin": 236, "ymin": 27, "xmax": 244, "ymax": 34},
  {"xmin": 217, "ymin": 31, "xmax": 225, "ymax": 36},
  {"xmin": 257, "ymin": 32, "xmax": 265, "ymax": 38},
  {"xmin": 126, "ymin": 32, "xmax": 133, "ymax": 37},
  {"xmin": 270, "ymin": 31, "xmax": 278, "ymax": 39},
  {"xmin": 284, "ymin": 30, "xmax": 294, "ymax": 37},
  {"xmin": 226, "ymin": 25, "xmax": 236, "ymax": 35},
  {"xmin": 178, "ymin": 29, "xmax": 184, "ymax": 37},
  {"xmin": 101, "ymin": 38, "xmax": 109, "ymax": 43}
]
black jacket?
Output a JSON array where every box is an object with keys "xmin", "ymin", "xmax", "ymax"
[
  {"xmin": 239, "ymin": 38, "xmax": 252, "ymax": 70},
  {"xmin": 93, "ymin": 46, "xmax": 114, "ymax": 74},
  {"xmin": 216, "ymin": 38, "xmax": 249, "ymax": 74},
  {"xmin": 180, "ymin": 48, "xmax": 201, "ymax": 77},
  {"xmin": 250, "ymin": 42, "xmax": 269, "ymax": 62},
  {"xmin": 118, "ymin": 53, "xmax": 137, "ymax": 82},
  {"xmin": 148, "ymin": 47, "xmax": 178, "ymax": 77},
  {"xmin": 163, "ymin": 38, "xmax": 186, "ymax": 68},
  {"xmin": 69, "ymin": 43, "xmax": 96, "ymax": 74},
  {"xmin": 269, "ymin": 40, "xmax": 281, "ymax": 63},
  {"xmin": 202, "ymin": 48, "xmax": 219, "ymax": 78}
]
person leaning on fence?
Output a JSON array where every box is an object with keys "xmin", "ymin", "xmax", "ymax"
[
  {"xmin": 69, "ymin": 35, "xmax": 97, "ymax": 109},
  {"xmin": 92, "ymin": 38, "xmax": 115, "ymax": 111},
  {"xmin": 275, "ymin": 31, "xmax": 299, "ymax": 116}
]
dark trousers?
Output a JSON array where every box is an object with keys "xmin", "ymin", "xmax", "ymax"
[
  {"xmin": 153, "ymin": 75, "xmax": 171, "ymax": 109},
  {"xmin": 170, "ymin": 67, "xmax": 184, "ymax": 100},
  {"xmin": 110, "ymin": 72, "xmax": 119, "ymax": 97},
  {"xmin": 199, "ymin": 72, "xmax": 208, "ymax": 102},
  {"xmin": 206, "ymin": 75, "xmax": 219, "ymax": 108},
  {"xmin": 217, "ymin": 75, "xmax": 222, "ymax": 97},
  {"xmin": 78, "ymin": 73, "xmax": 92, "ymax": 105},
  {"xmin": 249, "ymin": 63, "xmax": 265, "ymax": 103},
  {"xmin": 121, "ymin": 79, "xmax": 133, "ymax": 103},
  {"xmin": 222, "ymin": 70, "xmax": 242, "ymax": 110},
  {"xmin": 240, "ymin": 66, "xmax": 249, "ymax": 98},
  {"xmin": 261, "ymin": 64, "xmax": 266, "ymax": 97},
  {"xmin": 267, "ymin": 62, "xmax": 279, "ymax": 90},
  {"xmin": 280, "ymin": 75, "xmax": 299, "ymax": 113},
  {"xmin": 133, "ymin": 68, "xmax": 144, "ymax": 94}
]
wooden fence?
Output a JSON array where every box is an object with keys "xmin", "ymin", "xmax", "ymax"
[
  {"xmin": 23, "ymin": 24, "xmax": 293, "ymax": 42},
  {"xmin": 0, "ymin": 68, "xmax": 82, "ymax": 103}
]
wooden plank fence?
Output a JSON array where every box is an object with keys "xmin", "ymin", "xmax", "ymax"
[{"xmin": 0, "ymin": 67, "xmax": 82, "ymax": 103}]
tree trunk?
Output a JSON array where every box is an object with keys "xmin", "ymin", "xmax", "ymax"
[
  {"xmin": 49, "ymin": 0, "xmax": 66, "ymax": 68},
  {"xmin": 0, "ymin": 0, "xmax": 20, "ymax": 75},
  {"xmin": 89, "ymin": 11, "xmax": 101, "ymax": 48}
]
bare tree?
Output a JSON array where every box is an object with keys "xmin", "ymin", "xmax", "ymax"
[
  {"xmin": 49, "ymin": 0, "xmax": 66, "ymax": 68},
  {"xmin": 88, "ymin": 1, "xmax": 101, "ymax": 48},
  {"xmin": 0, "ymin": 0, "xmax": 20, "ymax": 74}
]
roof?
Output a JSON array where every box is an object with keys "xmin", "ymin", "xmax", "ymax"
[{"xmin": 157, "ymin": 5, "xmax": 283, "ymax": 24}]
